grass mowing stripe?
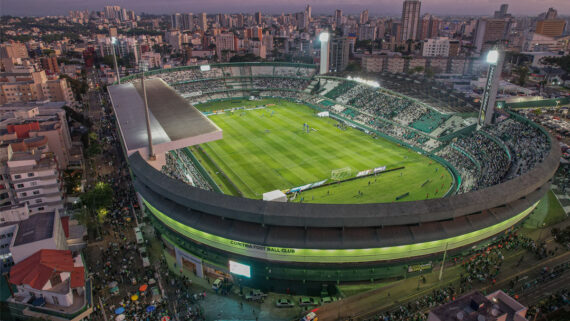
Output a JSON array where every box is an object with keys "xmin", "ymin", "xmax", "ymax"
[
  {"xmin": 202, "ymin": 125, "xmax": 267, "ymax": 198},
  {"xmin": 206, "ymin": 114, "xmax": 300, "ymax": 195},
  {"xmin": 272, "ymin": 107, "xmax": 372, "ymax": 172},
  {"xmin": 279, "ymin": 107, "xmax": 394, "ymax": 171},
  {"xmin": 212, "ymin": 114, "xmax": 300, "ymax": 191},
  {"xmin": 245, "ymin": 111, "xmax": 341, "ymax": 177},
  {"xmin": 187, "ymin": 146, "xmax": 240, "ymax": 196},
  {"xmin": 217, "ymin": 112, "xmax": 317, "ymax": 185}
]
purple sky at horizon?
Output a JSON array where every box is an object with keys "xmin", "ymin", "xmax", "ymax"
[{"xmin": 0, "ymin": 0, "xmax": 568, "ymax": 17}]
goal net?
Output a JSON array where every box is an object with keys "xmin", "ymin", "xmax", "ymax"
[{"xmin": 331, "ymin": 167, "xmax": 352, "ymax": 181}]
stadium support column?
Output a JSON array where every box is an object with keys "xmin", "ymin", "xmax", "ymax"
[
  {"xmin": 140, "ymin": 69, "xmax": 156, "ymax": 161},
  {"xmin": 111, "ymin": 37, "xmax": 121, "ymax": 84},
  {"xmin": 477, "ymin": 48, "xmax": 504, "ymax": 128},
  {"xmin": 319, "ymin": 32, "xmax": 330, "ymax": 74}
]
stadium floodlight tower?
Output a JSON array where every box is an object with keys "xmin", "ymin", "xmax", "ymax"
[
  {"xmin": 477, "ymin": 48, "xmax": 504, "ymax": 128},
  {"xmin": 319, "ymin": 32, "xmax": 330, "ymax": 74},
  {"xmin": 139, "ymin": 61, "xmax": 156, "ymax": 161},
  {"xmin": 111, "ymin": 37, "xmax": 121, "ymax": 84}
]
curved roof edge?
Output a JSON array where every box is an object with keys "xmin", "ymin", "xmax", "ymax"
[{"xmin": 128, "ymin": 129, "xmax": 559, "ymax": 228}]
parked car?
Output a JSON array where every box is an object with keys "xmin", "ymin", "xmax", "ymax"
[
  {"xmin": 245, "ymin": 289, "xmax": 267, "ymax": 302},
  {"xmin": 299, "ymin": 297, "xmax": 318, "ymax": 306},
  {"xmin": 320, "ymin": 296, "xmax": 338, "ymax": 304},
  {"xmin": 301, "ymin": 311, "xmax": 319, "ymax": 321},
  {"xmin": 275, "ymin": 298, "xmax": 294, "ymax": 308},
  {"xmin": 212, "ymin": 278, "xmax": 223, "ymax": 291}
]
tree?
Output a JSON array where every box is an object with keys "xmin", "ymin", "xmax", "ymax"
[
  {"xmin": 512, "ymin": 66, "xmax": 530, "ymax": 87},
  {"xmin": 85, "ymin": 132, "xmax": 102, "ymax": 157},
  {"xmin": 345, "ymin": 61, "xmax": 362, "ymax": 72},
  {"xmin": 230, "ymin": 53, "xmax": 262, "ymax": 63},
  {"xmin": 80, "ymin": 182, "xmax": 113, "ymax": 223},
  {"xmin": 407, "ymin": 66, "xmax": 424, "ymax": 75},
  {"xmin": 60, "ymin": 74, "xmax": 87, "ymax": 101},
  {"xmin": 541, "ymin": 55, "xmax": 570, "ymax": 73},
  {"xmin": 76, "ymin": 181, "xmax": 113, "ymax": 238},
  {"xmin": 102, "ymin": 55, "xmax": 115, "ymax": 67}
]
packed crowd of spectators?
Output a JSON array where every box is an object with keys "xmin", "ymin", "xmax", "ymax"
[
  {"xmin": 252, "ymin": 77, "xmax": 311, "ymax": 90},
  {"xmin": 436, "ymin": 145, "xmax": 478, "ymax": 193},
  {"xmin": 393, "ymin": 105, "xmax": 431, "ymax": 127},
  {"xmin": 368, "ymin": 286, "xmax": 458, "ymax": 321},
  {"xmin": 128, "ymin": 65, "xmax": 316, "ymax": 86},
  {"xmin": 483, "ymin": 118, "xmax": 549, "ymax": 181},
  {"xmin": 162, "ymin": 150, "xmax": 213, "ymax": 191},
  {"xmin": 173, "ymin": 79, "xmax": 228, "ymax": 94},
  {"xmin": 152, "ymin": 68, "xmax": 224, "ymax": 85},
  {"xmin": 173, "ymin": 77, "xmax": 311, "ymax": 99},
  {"xmin": 454, "ymin": 132, "xmax": 510, "ymax": 190}
]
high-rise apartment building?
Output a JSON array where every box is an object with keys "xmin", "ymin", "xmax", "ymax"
[
  {"xmin": 473, "ymin": 18, "xmax": 507, "ymax": 53},
  {"xmin": 104, "ymin": 5, "xmax": 122, "ymax": 20},
  {"xmin": 199, "ymin": 13, "xmax": 208, "ymax": 31},
  {"xmin": 535, "ymin": 8, "xmax": 565, "ymax": 38},
  {"xmin": 236, "ymin": 14, "xmax": 244, "ymax": 28},
  {"xmin": 335, "ymin": 9, "xmax": 343, "ymax": 26},
  {"xmin": 296, "ymin": 12, "xmax": 309, "ymax": 30},
  {"xmin": 216, "ymin": 33, "xmax": 236, "ymax": 55},
  {"xmin": 419, "ymin": 14, "xmax": 440, "ymax": 40},
  {"xmin": 360, "ymin": 10, "xmax": 369, "ymax": 24},
  {"xmin": 545, "ymin": 7, "xmax": 558, "ymax": 20},
  {"xmin": 171, "ymin": 13, "xmax": 182, "ymax": 29},
  {"xmin": 400, "ymin": 0, "xmax": 422, "ymax": 42},
  {"xmin": 329, "ymin": 36, "xmax": 350, "ymax": 73},
  {"xmin": 535, "ymin": 20, "xmax": 566, "ymax": 37},
  {"xmin": 359, "ymin": 25, "xmax": 377, "ymax": 41},
  {"xmin": 182, "ymin": 13, "xmax": 194, "ymax": 31},
  {"xmin": 494, "ymin": 4, "xmax": 509, "ymax": 19}
]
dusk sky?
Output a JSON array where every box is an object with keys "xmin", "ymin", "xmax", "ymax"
[{"xmin": 0, "ymin": 0, "xmax": 568, "ymax": 17}]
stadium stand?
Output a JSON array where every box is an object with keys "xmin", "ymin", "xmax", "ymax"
[{"xmin": 136, "ymin": 64, "xmax": 552, "ymax": 197}]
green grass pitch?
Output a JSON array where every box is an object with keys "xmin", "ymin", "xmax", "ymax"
[{"xmin": 191, "ymin": 98, "xmax": 453, "ymax": 204}]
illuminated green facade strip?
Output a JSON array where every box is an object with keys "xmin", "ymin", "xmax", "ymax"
[{"xmin": 145, "ymin": 199, "xmax": 538, "ymax": 263}]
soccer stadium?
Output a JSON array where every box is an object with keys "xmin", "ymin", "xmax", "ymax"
[{"xmin": 109, "ymin": 62, "xmax": 559, "ymax": 291}]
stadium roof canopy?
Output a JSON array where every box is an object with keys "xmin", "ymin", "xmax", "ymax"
[{"xmin": 108, "ymin": 78, "xmax": 222, "ymax": 161}]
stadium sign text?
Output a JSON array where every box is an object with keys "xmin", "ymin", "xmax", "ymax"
[
  {"xmin": 230, "ymin": 240, "xmax": 296, "ymax": 254},
  {"xmin": 407, "ymin": 262, "xmax": 433, "ymax": 273}
]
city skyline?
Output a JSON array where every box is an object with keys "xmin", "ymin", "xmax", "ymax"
[{"xmin": 1, "ymin": 0, "xmax": 569, "ymax": 17}]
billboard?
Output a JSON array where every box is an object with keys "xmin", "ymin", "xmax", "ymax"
[{"xmin": 229, "ymin": 260, "xmax": 251, "ymax": 278}]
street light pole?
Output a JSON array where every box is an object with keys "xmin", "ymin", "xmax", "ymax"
[
  {"xmin": 439, "ymin": 242, "xmax": 449, "ymax": 281},
  {"xmin": 111, "ymin": 37, "xmax": 121, "ymax": 84}
]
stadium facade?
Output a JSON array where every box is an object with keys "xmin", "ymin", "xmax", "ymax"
[{"xmin": 109, "ymin": 63, "xmax": 559, "ymax": 291}]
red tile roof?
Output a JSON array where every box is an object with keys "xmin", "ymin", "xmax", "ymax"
[
  {"xmin": 9, "ymin": 249, "xmax": 85, "ymax": 290},
  {"xmin": 60, "ymin": 216, "xmax": 70, "ymax": 238},
  {"xmin": 70, "ymin": 267, "xmax": 85, "ymax": 288}
]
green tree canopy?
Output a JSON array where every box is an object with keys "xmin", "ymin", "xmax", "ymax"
[
  {"xmin": 80, "ymin": 182, "xmax": 113, "ymax": 214},
  {"xmin": 541, "ymin": 55, "xmax": 570, "ymax": 73}
]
